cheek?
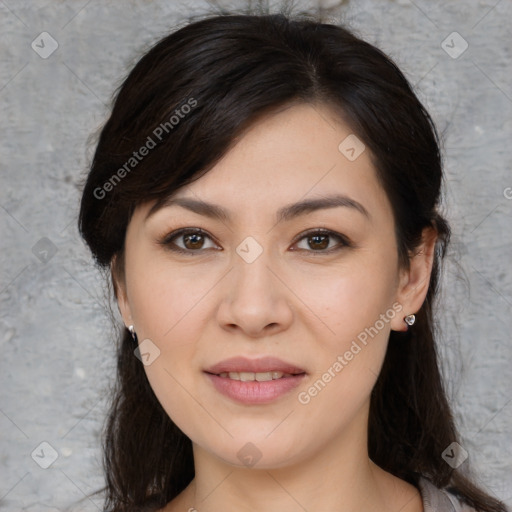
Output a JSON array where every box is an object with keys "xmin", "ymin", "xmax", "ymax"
[
  {"xmin": 291, "ymin": 250, "xmax": 399, "ymax": 348},
  {"xmin": 126, "ymin": 254, "xmax": 214, "ymax": 342},
  {"xmin": 291, "ymin": 249, "xmax": 399, "ymax": 400},
  {"xmin": 124, "ymin": 256, "xmax": 218, "ymax": 427},
  {"xmin": 127, "ymin": 267, "xmax": 212, "ymax": 440},
  {"xmin": 292, "ymin": 270, "xmax": 397, "ymax": 441}
]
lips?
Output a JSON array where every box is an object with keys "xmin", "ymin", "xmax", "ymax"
[
  {"xmin": 204, "ymin": 356, "xmax": 306, "ymax": 376},
  {"xmin": 204, "ymin": 356, "xmax": 307, "ymax": 404}
]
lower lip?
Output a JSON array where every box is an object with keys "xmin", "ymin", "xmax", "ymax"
[{"xmin": 205, "ymin": 373, "xmax": 306, "ymax": 404}]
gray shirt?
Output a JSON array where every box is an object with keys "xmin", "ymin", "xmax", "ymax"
[{"xmin": 419, "ymin": 477, "xmax": 479, "ymax": 512}]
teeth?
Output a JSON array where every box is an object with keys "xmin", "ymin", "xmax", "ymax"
[
  {"xmin": 218, "ymin": 371, "xmax": 290, "ymax": 381},
  {"xmin": 256, "ymin": 372, "xmax": 274, "ymax": 381}
]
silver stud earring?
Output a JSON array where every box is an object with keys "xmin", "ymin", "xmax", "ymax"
[
  {"xmin": 404, "ymin": 314, "xmax": 416, "ymax": 326},
  {"xmin": 128, "ymin": 325, "xmax": 138, "ymax": 343}
]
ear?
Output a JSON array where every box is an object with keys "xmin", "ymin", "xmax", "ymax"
[
  {"xmin": 391, "ymin": 226, "xmax": 438, "ymax": 332},
  {"xmin": 110, "ymin": 254, "xmax": 133, "ymax": 328}
]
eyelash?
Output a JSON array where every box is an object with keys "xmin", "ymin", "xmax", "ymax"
[{"xmin": 157, "ymin": 227, "xmax": 352, "ymax": 256}]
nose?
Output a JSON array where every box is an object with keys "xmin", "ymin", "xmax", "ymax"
[{"xmin": 216, "ymin": 245, "xmax": 294, "ymax": 339}]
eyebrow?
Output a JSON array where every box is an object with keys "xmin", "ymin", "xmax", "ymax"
[{"xmin": 145, "ymin": 193, "xmax": 370, "ymax": 224}]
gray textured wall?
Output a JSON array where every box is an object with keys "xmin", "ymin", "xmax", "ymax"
[{"xmin": 1, "ymin": 0, "xmax": 511, "ymax": 510}]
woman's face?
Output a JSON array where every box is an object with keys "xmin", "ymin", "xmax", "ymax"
[{"xmin": 116, "ymin": 103, "xmax": 427, "ymax": 469}]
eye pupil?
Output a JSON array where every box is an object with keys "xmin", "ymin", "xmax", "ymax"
[
  {"xmin": 309, "ymin": 234, "xmax": 329, "ymax": 250},
  {"xmin": 184, "ymin": 233, "xmax": 204, "ymax": 249}
]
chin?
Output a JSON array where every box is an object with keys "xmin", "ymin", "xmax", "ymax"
[{"xmin": 197, "ymin": 430, "xmax": 308, "ymax": 470}]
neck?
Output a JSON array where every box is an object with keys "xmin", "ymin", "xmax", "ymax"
[{"xmin": 170, "ymin": 408, "xmax": 422, "ymax": 512}]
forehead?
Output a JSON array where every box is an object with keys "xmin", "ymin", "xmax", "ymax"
[{"xmin": 137, "ymin": 103, "xmax": 392, "ymax": 226}]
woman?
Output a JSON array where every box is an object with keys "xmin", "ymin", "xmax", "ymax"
[{"xmin": 78, "ymin": 10, "xmax": 508, "ymax": 512}]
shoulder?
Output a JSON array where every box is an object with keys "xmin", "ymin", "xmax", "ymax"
[{"xmin": 418, "ymin": 477, "xmax": 479, "ymax": 512}]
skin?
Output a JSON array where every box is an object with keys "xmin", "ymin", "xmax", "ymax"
[{"xmin": 114, "ymin": 103, "xmax": 437, "ymax": 512}]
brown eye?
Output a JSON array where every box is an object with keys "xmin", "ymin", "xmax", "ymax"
[
  {"xmin": 306, "ymin": 234, "xmax": 330, "ymax": 250},
  {"xmin": 159, "ymin": 228, "xmax": 219, "ymax": 254},
  {"xmin": 183, "ymin": 232, "xmax": 205, "ymax": 250},
  {"xmin": 292, "ymin": 229, "xmax": 351, "ymax": 254},
  {"xmin": 158, "ymin": 227, "xmax": 351, "ymax": 256}
]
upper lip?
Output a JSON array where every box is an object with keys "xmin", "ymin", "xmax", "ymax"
[{"xmin": 205, "ymin": 356, "xmax": 306, "ymax": 375}]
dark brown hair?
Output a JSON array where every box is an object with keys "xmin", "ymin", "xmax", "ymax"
[{"xmin": 77, "ymin": 10, "xmax": 508, "ymax": 512}]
